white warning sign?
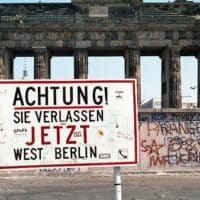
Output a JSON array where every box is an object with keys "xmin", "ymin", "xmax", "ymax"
[{"xmin": 0, "ymin": 80, "xmax": 138, "ymax": 169}]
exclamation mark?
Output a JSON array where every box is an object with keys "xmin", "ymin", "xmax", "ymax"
[{"xmin": 105, "ymin": 87, "xmax": 108, "ymax": 105}]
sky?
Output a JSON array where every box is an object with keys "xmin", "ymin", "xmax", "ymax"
[{"xmin": 5, "ymin": 0, "xmax": 200, "ymax": 103}]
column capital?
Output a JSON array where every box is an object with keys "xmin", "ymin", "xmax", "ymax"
[
  {"xmin": 168, "ymin": 46, "xmax": 180, "ymax": 51},
  {"xmin": 33, "ymin": 47, "xmax": 48, "ymax": 54},
  {"xmin": 125, "ymin": 47, "xmax": 141, "ymax": 52},
  {"xmin": 124, "ymin": 48, "xmax": 141, "ymax": 61},
  {"xmin": 161, "ymin": 46, "xmax": 180, "ymax": 53},
  {"xmin": 160, "ymin": 47, "xmax": 180, "ymax": 60},
  {"xmin": 74, "ymin": 48, "xmax": 88, "ymax": 55},
  {"xmin": 170, "ymin": 47, "xmax": 180, "ymax": 56}
]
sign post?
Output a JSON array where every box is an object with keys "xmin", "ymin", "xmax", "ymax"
[{"xmin": 114, "ymin": 166, "xmax": 122, "ymax": 200}]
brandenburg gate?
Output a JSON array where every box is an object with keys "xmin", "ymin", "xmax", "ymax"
[{"xmin": 0, "ymin": 0, "xmax": 200, "ymax": 108}]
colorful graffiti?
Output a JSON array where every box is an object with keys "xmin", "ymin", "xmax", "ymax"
[{"xmin": 139, "ymin": 112, "xmax": 200, "ymax": 170}]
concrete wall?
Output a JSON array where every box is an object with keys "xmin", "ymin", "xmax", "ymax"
[{"xmin": 139, "ymin": 109, "xmax": 200, "ymax": 172}]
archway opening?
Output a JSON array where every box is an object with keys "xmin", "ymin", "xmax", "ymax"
[
  {"xmin": 14, "ymin": 57, "xmax": 34, "ymax": 79},
  {"xmin": 181, "ymin": 56, "xmax": 197, "ymax": 108},
  {"xmin": 50, "ymin": 56, "xmax": 74, "ymax": 80},
  {"xmin": 141, "ymin": 56, "xmax": 161, "ymax": 108},
  {"xmin": 88, "ymin": 57, "xmax": 124, "ymax": 79}
]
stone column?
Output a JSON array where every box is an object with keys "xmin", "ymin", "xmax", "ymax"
[
  {"xmin": 161, "ymin": 48, "xmax": 169, "ymax": 108},
  {"xmin": 125, "ymin": 48, "xmax": 141, "ymax": 107},
  {"xmin": 34, "ymin": 47, "xmax": 50, "ymax": 79},
  {"xmin": 0, "ymin": 48, "xmax": 5, "ymax": 79},
  {"xmin": 161, "ymin": 48, "xmax": 181, "ymax": 108},
  {"xmin": 169, "ymin": 48, "xmax": 181, "ymax": 108},
  {"xmin": 74, "ymin": 49, "xmax": 88, "ymax": 79},
  {"xmin": 2, "ymin": 48, "xmax": 14, "ymax": 79},
  {"xmin": 197, "ymin": 52, "xmax": 200, "ymax": 108}
]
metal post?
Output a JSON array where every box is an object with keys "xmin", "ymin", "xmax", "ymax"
[{"xmin": 114, "ymin": 166, "xmax": 122, "ymax": 200}]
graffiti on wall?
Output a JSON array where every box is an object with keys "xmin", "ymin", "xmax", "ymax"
[
  {"xmin": 39, "ymin": 168, "xmax": 80, "ymax": 175},
  {"xmin": 139, "ymin": 112, "xmax": 200, "ymax": 169}
]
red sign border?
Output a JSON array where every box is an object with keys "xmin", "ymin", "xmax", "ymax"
[{"xmin": 0, "ymin": 80, "xmax": 138, "ymax": 169}]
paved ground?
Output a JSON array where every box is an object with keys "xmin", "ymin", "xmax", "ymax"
[{"xmin": 0, "ymin": 173, "xmax": 200, "ymax": 200}]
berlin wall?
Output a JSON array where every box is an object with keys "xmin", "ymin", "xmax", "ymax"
[{"xmin": 138, "ymin": 109, "xmax": 200, "ymax": 172}]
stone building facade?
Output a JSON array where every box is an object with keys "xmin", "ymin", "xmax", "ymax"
[{"xmin": 0, "ymin": 0, "xmax": 199, "ymax": 108}]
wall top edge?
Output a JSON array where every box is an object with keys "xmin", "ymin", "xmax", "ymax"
[
  {"xmin": 0, "ymin": 2, "xmax": 199, "ymax": 5},
  {"xmin": 139, "ymin": 108, "xmax": 200, "ymax": 113}
]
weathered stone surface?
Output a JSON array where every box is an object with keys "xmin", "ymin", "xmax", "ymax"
[
  {"xmin": 74, "ymin": 49, "xmax": 88, "ymax": 79},
  {"xmin": 125, "ymin": 48, "xmax": 141, "ymax": 106},
  {"xmin": 34, "ymin": 48, "xmax": 50, "ymax": 79}
]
